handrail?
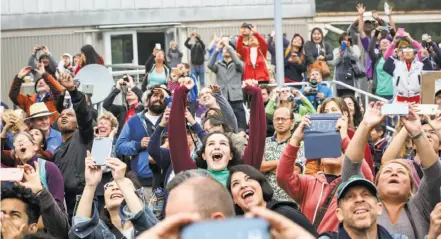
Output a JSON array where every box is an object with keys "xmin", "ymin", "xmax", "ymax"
[
  {"xmin": 328, "ymin": 80, "xmax": 388, "ymax": 102},
  {"xmin": 265, "ymin": 81, "xmax": 331, "ymax": 88},
  {"xmin": 105, "ymin": 64, "xmax": 145, "ymax": 69}
]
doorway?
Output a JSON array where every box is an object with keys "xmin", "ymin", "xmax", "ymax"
[{"xmin": 137, "ymin": 32, "xmax": 165, "ymax": 69}]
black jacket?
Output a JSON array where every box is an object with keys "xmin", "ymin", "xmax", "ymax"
[
  {"xmin": 54, "ymin": 89, "xmax": 94, "ymax": 220},
  {"xmin": 318, "ymin": 223, "xmax": 405, "ymax": 239},
  {"xmin": 185, "ymin": 36, "xmax": 206, "ymax": 65},
  {"xmin": 102, "ymin": 87, "xmax": 144, "ymax": 134},
  {"xmin": 266, "ymin": 200, "xmax": 318, "ymax": 237}
]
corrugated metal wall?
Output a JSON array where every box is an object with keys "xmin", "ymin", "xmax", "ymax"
[{"xmin": 1, "ymin": 33, "xmax": 103, "ymax": 107}]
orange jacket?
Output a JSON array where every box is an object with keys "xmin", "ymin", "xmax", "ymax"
[
  {"xmin": 9, "ymin": 73, "xmax": 63, "ymax": 124},
  {"xmin": 276, "ymin": 139, "xmax": 373, "ymax": 234},
  {"xmin": 236, "ymin": 33, "xmax": 270, "ymax": 82}
]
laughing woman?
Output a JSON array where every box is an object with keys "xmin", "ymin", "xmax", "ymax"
[
  {"xmin": 11, "ymin": 132, "xmax": 65, "ymax": 212},
  {"xmin": 168, "ymin": 78, "xmax": 266, "ymax": 186},
  {"xmin": 227, "ymin": 164, "xmax": 318, "ymax": 237}
]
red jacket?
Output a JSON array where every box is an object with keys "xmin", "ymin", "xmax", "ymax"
[
  {"xmin": 74, "ymin": 56, "xmax": 104, "ymax": 75},
  {"xmin": 276, "ymin": 140, "xmax": 373, "ymax": 234},
  {"xmin": 9, "ymin": 73, "xmax": 63, "ymax": 124},
  {"xmin": 236, "ymin": 33, "xmax": 270, "ymax": 82}
]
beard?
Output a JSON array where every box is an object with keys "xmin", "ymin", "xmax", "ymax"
[{"xmin": 148, "ymin": 101, "xmax": 166, "ymax": 114}]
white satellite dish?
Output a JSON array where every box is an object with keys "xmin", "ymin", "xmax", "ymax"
[{"xmin": 74, "ymin": 64, "xmax": 114, "ymax": 105}]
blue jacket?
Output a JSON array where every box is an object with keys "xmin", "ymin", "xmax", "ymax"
[
  {"xmin": 188, "ymin": 73, "xmax": 199, "ymax": 102},
  {"xmin": 115, "ymin": 111, "xmax": 160, "ymax": 186},
  {"xmin": 69, "ymin": 190, "xmax": 158, "ymax": 239},
  {"xmin": 301, "ymin": 83, "xmax": 333, "ymax": 108},
  {"xmin": 208, "ymin": 45, "xmax": 225, "ymax": 62}
]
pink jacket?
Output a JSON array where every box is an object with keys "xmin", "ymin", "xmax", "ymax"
[{"xmin": 276, "ymin": 141, "xmax": 373, "ymax": 234}]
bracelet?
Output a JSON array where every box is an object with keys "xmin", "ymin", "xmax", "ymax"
[
  {"xmin": 410, "ymin": 131, "xmax": 424, "ymax": 140},
  {"xmin": 35, "ymin": 189, "xmax": 43, "ymax": 195}
]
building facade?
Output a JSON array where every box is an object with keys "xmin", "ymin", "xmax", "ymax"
[{"xmin": 1, "ymin": 0, "xmax": 315, "ymax": 106}]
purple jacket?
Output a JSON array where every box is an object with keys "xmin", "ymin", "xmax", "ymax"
[{"xmin": 361, "ymin": 36, "xmax": 373, "ymax": 79}]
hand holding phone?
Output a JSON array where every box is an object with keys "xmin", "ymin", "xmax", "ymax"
[
  {"xmin": 155, "ymin": 43, "xmax": 161, "ymax": 50},
  {"xmin": 1, "ymin": 168, "xmax": 24, "ymax": 182},
  {"xmin": 91, "ymin": 137, "xmax": 113, "ymax": 166},
  {"xmin": 340, "ymin": 41, "xmax": 347, "ymax": 51},
  {"xmin": 397, "ymin": 28, "xmax": 405, "ymax": 37}
]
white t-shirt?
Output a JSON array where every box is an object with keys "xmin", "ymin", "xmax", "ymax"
[
  {"xmin": 250, "ymin": 47, "xmax": 258, "ymax": 67},
  {"xmin": 121, "ymin": 228, "xmax": 133, "ymax": 239},
  {"xmin": 145, "ymin": 112, "xmax": 160, "ymax": 125}
]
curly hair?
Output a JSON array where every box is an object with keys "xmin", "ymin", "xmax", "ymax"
[
  {"xmin": 195, "ymin": 132, "xmax": 243, "ymax": 169},
  {"xmin": 1, "ymin": 184, "xmax": 41, "ymax": 224},
  {"xmin": 97, "ymin": 111, "xmax": 119, "ymax": 130}
]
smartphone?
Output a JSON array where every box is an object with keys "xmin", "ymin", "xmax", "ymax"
[
  {"xmin": 381, "ymin": 104, "xmax": 409, "ymax": 115},
  {"xmin": 341, "ymin": 41, "xmax": 347, "ymax": 51},
  {"xmin": 167, "ymin": 102, "xmax": 172, "ymax": 109},
  {"xmin": 397, "ymin": 28, "xmax": 405, "ymax": 37},
  {"xmin": 415, "ymin": 104, "xmax": 438, "ymax": 115},
  {"xmin": 363, "ymin": 11, "xmax": 372, "ymax": 17},
  {"xmin": 181, "ymin": 217, "xmax": 270, "ymax": 239},
  {"xmin": 81, "ymin": 83, "xmax": 94, "ymax": 94},
  {"xmin": 91, "ymin": 137, "xmax": 113, "ymax": 166},
  {"xmin": 1, "ymin": 168, "xmax": 24, "ymax": 181},
  {"xmin": 155, "ymin": 43, "xmax": 161, "ymax": 50}
]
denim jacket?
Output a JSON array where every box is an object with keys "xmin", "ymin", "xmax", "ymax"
[{"xmin": 69, "ymin": 189, "xmax": 158, "ymax": 239}]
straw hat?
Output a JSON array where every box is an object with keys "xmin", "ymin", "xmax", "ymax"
[{"xmin": 25, "ymin": 102, "xmax": 55, "ymax": 121}]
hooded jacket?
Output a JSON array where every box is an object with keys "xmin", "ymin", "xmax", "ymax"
[
  {"xmin": 304, "ymin": 28, "xmax": 334, "ymax": 65},
  {"xmin": 236, "ymin": 32, "xmax": 270, "ymax": 82}
]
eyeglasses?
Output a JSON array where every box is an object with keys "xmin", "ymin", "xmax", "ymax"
[
  {"xmin": 13, "ymin": 139, "xmax": 32, "ymax": 147},
  {"xmin": 274, "ymin": 117, "xmax": 291, "ymax": 122}
]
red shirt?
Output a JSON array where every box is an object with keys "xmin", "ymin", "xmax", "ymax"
[
  {"xmin": 406, "ymin": 61, "xmax": 412, "ymax": 71},
  {"xmin": 125, "ymin": 103, "xmax": 139, "ymax": 123}
]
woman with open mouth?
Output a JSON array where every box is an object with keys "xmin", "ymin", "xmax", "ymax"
[
  {"xmin": 227, "ymin": 164, "xmax": 318, "ymax": 237},
  {"xmin": 11, "ymin": 132, "xmax": 65, "ymax": 212},
  {"xmin": 71, "ymin": 153, "xmax": 158, "ymax": 238},
  {"xmin": 168, "ymin": 79, "xmax": 266, "ymax": 186}
]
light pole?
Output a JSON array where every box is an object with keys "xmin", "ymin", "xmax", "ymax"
[{"xmin": 274, "ymin": 0, "xmax": 284, "ymax": 87}]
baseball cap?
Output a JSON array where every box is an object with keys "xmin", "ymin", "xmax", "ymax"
[{"xmin": 337, "ymin": 175, "xmax": 378, "ymax": 201}]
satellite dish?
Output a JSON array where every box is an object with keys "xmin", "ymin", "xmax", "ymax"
[{"xmin": 74, "ymin": 64, "xmax": 114, "ymax": 105}]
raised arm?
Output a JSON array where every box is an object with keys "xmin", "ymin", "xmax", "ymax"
[
  {"xmin": 346, "ymin": 102, "xmax": 386, "ymax": 164},
  {"xmin": 184, "ymin": 37, "xmax": 192, "ymax": 50},
  {"xmin": 9, "ymin": 67, "xmax": 32, "ymax": 108},
  {"xmin": 43, "ymin": 72, "xmax": 64, "ymax": 94},
  {"xmin": 381, "ymin": 126, "xmax": 408, "ymax": 165},
  {"xmin": 254, "ymin": 32, "xmax": 269, "ymax": 57},
  {"xmin": 242, "ymin": 81, "xmax": 266, "ymax": 169},
  {"xmin": 195, "ymin": 36, "xmax": 206, "ymax": 50},
  {"xmin": 147, "ymin": 110, "xmax": 172, "ymax": 171},
  {"xmin": 276, "ymin": 116, "xmax": 312, "ymax": 203},
  {"xmin": 75, "ymin": 152, "xmax": 101, "ymax": 219},
  {"xmin": 356, "ymin": 3, "xmax": 367, "ymax": 39},
  {"xmin": 102, "ymin": 87, "xmax": 124, "ymax": 115},
  {"xmin": 228, "ymin": 45, "xmax": 244, "ymax": 72},
  {"xmin": 368, "ymin": 30, "xmax": 380, "ymax": 63},
  {"xmin": 168, "ymin": 82, "xmax": 197, "ymax": 173},
  {"xmin": 207, "ymin": 48, "xmax": 220, "ymax": 73}
]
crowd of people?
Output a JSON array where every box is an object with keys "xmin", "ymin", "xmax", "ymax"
[{"xmin": 2, "ymin": 3, "xmax": 441, "ymax": 239}]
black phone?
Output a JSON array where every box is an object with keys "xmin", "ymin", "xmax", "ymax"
[
  {"xmin": 181, "ymin": 217, "xmax": 270, "ymax": 239},
  {"xmin": 123, "ymin": 75, "xmax": 129, "ymax": 82}
]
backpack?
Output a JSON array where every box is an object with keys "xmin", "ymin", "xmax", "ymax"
[{"xmin": 38, "ymin": 158, "xmax": 49, "ymax": 190}]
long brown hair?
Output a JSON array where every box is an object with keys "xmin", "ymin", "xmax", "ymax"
[
  {"xmin": 319, "ymin": 97, "xmax": 354, "ymax": 129},
  {"xmin": 284, "ymin": 34, "xmax": 305, "ymax": 64}
]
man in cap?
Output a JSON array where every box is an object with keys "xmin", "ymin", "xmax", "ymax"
[
  {"xmin": 115, "ymin": 84, "xmax": 171, "ymax": 200},
  {"xmin": 9, "ymin": 65, "xmax": 64, "ymax": 125},
  {"xmin": 383, "ymin": 32, "xmax": 432, "ymax": 103},
  {"xmin": 25, "ymin": 102, "xmax": 62, "ymax": 153},
  {"xmin": 319, "ymin": 175, "xmax": 407, "ymax": 239},
  {"xmin": 102, "ymin": 75, "xmax": 144, "ymax": 134}
]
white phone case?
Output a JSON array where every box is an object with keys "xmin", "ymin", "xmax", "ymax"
[
  {"xmin": 381, "ymin": 104, "xmax": 409, "ymax": 115},
  {"xmin": 415, "ymin": 104, "xmax": 438, "ymax": 115}
]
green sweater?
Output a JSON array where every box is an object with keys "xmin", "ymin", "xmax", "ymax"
[
  {"xmin": 202, "ymin": 169, "xmax": 230, "ymax": 186},
  {"xmin": 265, "ymin": 98, "xmax": 316, "ymax": 122}
]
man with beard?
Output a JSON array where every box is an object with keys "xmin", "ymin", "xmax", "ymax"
[
  {"xmin": 116, "ymin": 84, "xmax": 170, "ymax": 201},
  {"xmin": 52, "ymin": 72, "xmax": 94, "ymax": 221}
]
